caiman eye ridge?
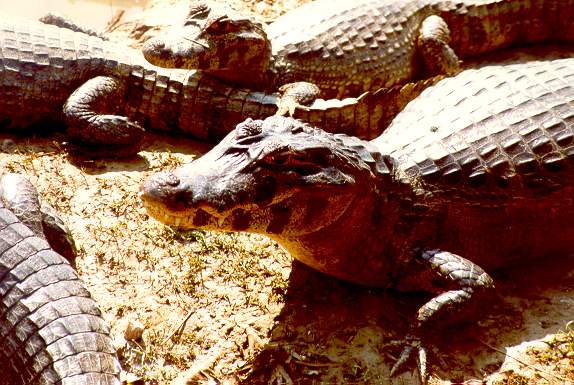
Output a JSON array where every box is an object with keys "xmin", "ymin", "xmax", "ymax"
[{"xmin": 262, "ymin": 152, "xmax": 323, "ymax": 176}]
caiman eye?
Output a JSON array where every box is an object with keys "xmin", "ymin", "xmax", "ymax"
[
  {"xmin": 263, "ymin": 152, "xmax": 322, "ymax": 176},
  {"xmin": 263, "ymin": 152, "xmax": 289, "ymax": 166},
  {"xmin": 204, "ymin": 16, "xmax": 239, "ymax": 34}
]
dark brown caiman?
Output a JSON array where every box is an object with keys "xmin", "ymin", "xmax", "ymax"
[
  {"xmin": 0, "ymin": 14, "xmax": 429, "ymax": 157},
  {"xmin": 0, "ymin": 173, "xmax": 120, "ymax": 385},
  {"xmin": 142, "ymin": 0, "xmax": 574, "ymax": 99},
  {"xmin": 140, "ymin": 57, "xmax": 574, "ymax": 383}
]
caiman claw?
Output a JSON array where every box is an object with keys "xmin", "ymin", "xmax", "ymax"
[
  {"xmin": 387, "ymin": 334, "xmax": 429, "ymax": 384},
  {"xmin": 276, "ymin": 81, "xmax": 321, "ymax": 116}
]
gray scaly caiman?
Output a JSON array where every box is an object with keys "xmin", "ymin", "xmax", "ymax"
[
  {"xmin": 140, "ymin": 57, "xmax": 574, "ymax": 383},
  {"xmin": 0, "ymin": 14, "xmax": 410, "ymax": 158},
  {"xmin": 0, "ymin": 172, "xmax": 120, "ymax": 384},
  {"xmin": 142, "ymin": 0, "xmax": 574, "ymax": 100}
]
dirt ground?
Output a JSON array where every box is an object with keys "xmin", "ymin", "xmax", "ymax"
[{"xmin": 2, "ymin": 1, "xmax": 574, "ymax": 384}]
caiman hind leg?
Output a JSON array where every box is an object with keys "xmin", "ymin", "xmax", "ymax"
[
  {"xmin": 417, "ymin": 15, "xmax": 461, "ymax": 78},
  {"xmin": 63, "ymin": 76, "xmax": 145, "ymax": 158},
  {"xmin": 389, "ymin": 249, "xmax": 495, "ymax": 384},
  {"xmin": 40, "ymin": 203, "xmax": 78, "ymax": 266}
]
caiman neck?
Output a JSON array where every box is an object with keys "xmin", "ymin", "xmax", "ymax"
[
  {"xmin": 270, "ymin": 184, "xmax": 403, "ymax": 288},
  {"xmin": 265, "ymin": 137, "xmax": 428, "ymax": 287}
]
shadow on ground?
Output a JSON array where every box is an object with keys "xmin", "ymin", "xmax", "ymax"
[
  {"xmin": 243, "ymin": 254, "xmax": 574, "ymax": 384},
  {"xmin": 0, "ymin": 130, "xmax": 213, "ymax": 174}
]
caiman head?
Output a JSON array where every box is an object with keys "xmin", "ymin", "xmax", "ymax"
[
  {"xmin": 142, "ymin": 2, "xmax": 271, "ymax": 83},
  {"xmin": 140, "ymin": 116, "xmax": 396, "ymax": 284}
]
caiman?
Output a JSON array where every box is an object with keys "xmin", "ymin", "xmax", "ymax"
[
  {"xmin": 140, "ymin": 57, "xmax": 574, "ymax": 382},
  {"xmin": 0, "ymin": 173, "xmax": 120, "ymax": 384},
  {"xmin": 0, "ymin": 14, "xmax": 418, "ymax": 158},
  {"xmin": 142, "ymin": 0, "xmax": 574, "ymax": 100}
]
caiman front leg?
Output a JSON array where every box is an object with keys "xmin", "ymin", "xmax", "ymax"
[
  {"xmin": 63, "ymin": 75, "xmax": 145, "ymax": 158},
  {"xmin": 390, "ymin": 249, "xmax": 495, "ymax": 383},
  {"xmin": 275, "ymin": 81, "xmax": 321, "ymax": 116},
  {"xmin": 417, "ymin": 15, "xmax": 461, "ymax": 77}
]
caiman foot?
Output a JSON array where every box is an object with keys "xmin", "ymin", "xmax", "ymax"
[
  {"xmin": 276, "ymin": 82, "xmax": 321, "ymax": 116},
  {"xmin": 64, "ymin": 76, "xmax": 145, "ymax": 158},
  {"xmin": 417, "ymin": 15, "xmax": 461, "ymax": 77},
  {"xmin": 386, "ymin": 334, "xmax": 429, "ymax": 384},
  {"xmin": 386, "ymin": 249, "xmax": 495, "ymax": 384}
]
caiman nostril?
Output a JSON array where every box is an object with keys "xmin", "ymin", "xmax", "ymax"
[
  {"xmin": 142, "ymin": 39, "xmax": 166, "ymax": 60},
  {"xmin": 139, "ymin": 172, "xmax": 181, "ymax": 203},
  {"xmin": 160, "ymin": 172, "xmax": 180, "ymax": 187}
]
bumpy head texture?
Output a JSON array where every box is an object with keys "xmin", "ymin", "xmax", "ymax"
[
  {"xmin": 141, "ymin": 115, "xmax": 389, "ymax": 233},
  {"xmin": 142, "ymin": 1, "xmax": 270, "ymax": 72}
]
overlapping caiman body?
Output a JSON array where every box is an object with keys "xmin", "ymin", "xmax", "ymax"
[
  {"xmin": 0, "ymin": 15, "xmax": 412, "ymax": 157},
  {"xmin": 142, "ymin": 0, "xmax": 574, "ymax": 99},
  {"xmin": 0, "ymin": 173, "xmax": 120, "ymax": 384},
  {"xmin": 140, "ymin": 57, "xmax": 574, "ymax": 382}
]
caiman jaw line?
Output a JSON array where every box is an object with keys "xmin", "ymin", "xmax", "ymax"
[
  {"xmin": 143, "ymin": 204, "xmax": 192, "ymax": 228},
  {"xmin": 143, "ymin": 202, "xmax": 229, "ymax": 229}
]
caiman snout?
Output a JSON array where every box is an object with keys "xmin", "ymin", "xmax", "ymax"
[
  {"xmin": 139, "ymin": 171, "xmax": 181, "ymax": 207},
  {"xmin": 140, "ymin": 169, "xmax": 231, "ymax": 229},
  {"xmin": 142, "ymin": 38, "xmax": 170, "ymax": 66}
]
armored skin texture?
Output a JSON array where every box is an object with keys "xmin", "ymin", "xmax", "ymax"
[
  {"xmin": 0, "ymin": 173, "xmax": 120, "ymax": 385},
  {"xmin": 140, "ymin": 57, "xmax": 574, "ymax": 382},
  {"xmin": 142, "ymin": 0, "xmax": 574, "ymax": 99},
  {"xmin": 0, "ymin": 15, "xmax": 421, "ymax": 157},
  {"xmin": 0, "ymin": 173, "xmax": 77, "ymax": 265}
]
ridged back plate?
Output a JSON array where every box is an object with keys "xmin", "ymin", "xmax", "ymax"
[{"xmin": 376, "ymin": 58, "xmax": 574, "ymax": 193}]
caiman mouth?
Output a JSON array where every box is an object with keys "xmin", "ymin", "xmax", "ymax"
[
  {"xmin": 140, "ymin": 199, "xmax": 222, "ymax": 229},
  {"xmin": 139, "ymin": 169, "xmax": 295, "ymax": 232},
  {"xmin": 139, "ymin": 170, "xmax": 224, "ymax": 229}
]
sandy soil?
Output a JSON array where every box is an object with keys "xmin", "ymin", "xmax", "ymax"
[{"xmin": 1, "ymin": 1, "xmax": 573, "ymax": 384}]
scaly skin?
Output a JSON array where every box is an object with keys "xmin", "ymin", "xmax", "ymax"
[
  {"xmin": 0, "ymin": 15, "xmax": 429, "ymax": 156},
  {"xmin": 0, "ymin": 173, "xmax": 120, "ymax": 385},
  {"xmin": 140, "ymin": 57, "xmax": 574, "ymax": 382},
  {"xmin": 142, "ymin": 0, "xmax": 574, "ymax": 99}
]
